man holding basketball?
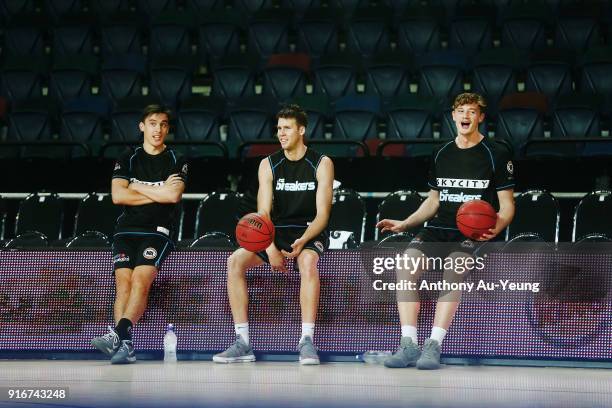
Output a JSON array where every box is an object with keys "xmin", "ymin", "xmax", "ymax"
[
  {"xmin": 214, "ymin": 104, "xmax": 334, "ymax": 365},
  {"xmin": 377, "ymin": 93, "xmax": 515, "ymax": 370},
  {"xmin": 91, "ymin": 104, "xmax": 187, "ymax": 364}
]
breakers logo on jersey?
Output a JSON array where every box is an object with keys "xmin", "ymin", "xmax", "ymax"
[
  {"xmin": 436, "ymin": 178, "xmax": 490, "ymax": 189},
  {"xmin": 276, "ymin": 178, "xmax": 315, "ymax": 192},
  {"xmin": 130, "ymin": 178, "xmax": 164, "ymax": 187},
  {"xmin": 439, "ymin": 190, "xmax": 482, "ymax": 203}
]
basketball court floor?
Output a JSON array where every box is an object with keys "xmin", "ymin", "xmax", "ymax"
[{"xmin": 1, "ymin": 360, "xmax": 611, "ymax": 408}]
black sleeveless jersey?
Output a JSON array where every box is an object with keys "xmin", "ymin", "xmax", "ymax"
[
  {"xmin": 112, "ymin": 146, "xmax": 188, "ymax": 235},
  {"xmin": 268, "ymin": 148, "xmax": 325, "ymax": 227},
  {"xmin": 427, "ymin": 138, "xmax": 515, "ymax": 229}
]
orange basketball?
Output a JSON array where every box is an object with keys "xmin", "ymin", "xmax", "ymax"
[
  {"xmin": 235, "ymin": 213, "xmax": 275, "ymax": 252},
  {"xmin": 456, "ymin": 200, "xmax": 497, "ymax": 241}
]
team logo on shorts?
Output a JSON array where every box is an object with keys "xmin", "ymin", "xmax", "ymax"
[
  {"xmin": 314, "ymin": 241, "xmax": 324, "ymax": 253},
  {"xmin": 410, "ymin": 237, "xmax": 423, "ymax": 245},
  {"xmin": 143, "ymin": 247, "xmax": 157, "ymax": 259},
  {"xmin": 506, "ymin": 161, "xmax": 514, "ymax": 175},
  {"xmin": 113, "ymin": 253, "xmax": 129, "ymax": 263}
]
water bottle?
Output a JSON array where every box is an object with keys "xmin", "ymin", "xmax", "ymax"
[
  {"xmin": 163, "ymin": 323, "xmax": 177, "ymax": 363},
  {"xmin": 357, "ymin": 350, "xmax": 392, "ymax": 364}
]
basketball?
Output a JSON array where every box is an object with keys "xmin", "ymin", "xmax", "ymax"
[
  {"xmin": 235, "ymin": 212, "xmax": 275, "ymax": 252},
  {"xmin": 456, "ymin": 200, "xmax": 497, "ymax": 241}
]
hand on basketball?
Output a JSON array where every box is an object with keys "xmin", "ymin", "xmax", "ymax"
[
  {"xmin": 281, "ymin": 238, "xmax": 306, "ymax": 259},
  {"xmin": 376, "ymin": 219, "xmax": 405, "ymax": 233},
  {"xmin": 479, "ymin": 224, "xmax": 501, "ymax": 241}
]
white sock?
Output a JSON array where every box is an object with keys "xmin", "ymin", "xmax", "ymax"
[
  {"xmin": 300, "ymin": 322, "xmax": 315, "ymax": 342},
  {"xmin": 401, "ymin": 325, "xmax": 418, "ymax": 344},
  {"xmin": 235, "ymin": 323, "xmax": 249, "ymax": 345},
  {"xmin": 430, "ymin": 326, "xmax": 447, "ymax": 345}
]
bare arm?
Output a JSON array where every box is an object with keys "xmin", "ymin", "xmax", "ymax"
[
  {"xmin": 377, "ymin": 189, "xmax": 440, "ymax": 233},
  {"xmin": 301, "ymin": 156, "xmax": 334, "ymax": 242},
  {"xmin": 111, "ymin": 178, "xmax": 155, "ymax": 206},
  {"xmin": 257, "ymin": 158, "xmax": 274, "ymax": 217},
  {"xmin": 128, "ymin": 174, "xmax": 185, "ymax": 204},
  {"xmin": 481, "ymin": 189, "xmax": 515, "ymax": 240}
]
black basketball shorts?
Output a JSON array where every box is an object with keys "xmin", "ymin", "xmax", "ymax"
[
  {"xmin": 112, "ymin": 232, "xmax": 174, "ymax": 271},
  {"xmin": 256, "ymin": 226, "xmax": 329, "ymax": 263},
  {"xmin": 407, "ymin": 226, "xmax": 483, "ymax": 258}
]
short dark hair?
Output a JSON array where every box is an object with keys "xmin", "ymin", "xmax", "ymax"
[
  {"xmin": 141, "ymin": 104, "xmax": 172, "ymax": 123},
  {"xmin": 276, "ymin": 104, "xmax": 308, "ymax": 129}
]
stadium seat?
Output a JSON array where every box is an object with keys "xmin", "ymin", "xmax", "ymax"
[
  {"xmin": 333, "ymin": 95, "xmax": 381, "ymax": 141},
  {"xmin": 135, "ymin": 0, "xmax": 177, "ymax": 17},
  {"xmin": 210, "ymin": 55, "xmax": 257, "ymax": 101},
  {"xmin": 52, "ymin": 15, "xmax": 96, "ymax": 56},
  {"xmin": 73, "ymin": 193, "xmax": 122, "ymax": 238},
  {"xmin": 470, "ymin": 48, "xmax": 522, "ymax": 115},
  {"xmin": 495, "ymin": 92, "xmax": 547, "ymax": 158},
  {"xmin": 554, "ymin": 4, "xmax": 602, "ymax": 52},
  {"xmin": 234, "ymin": 0, "xmax": 275, "ymax": 13},
  {"xmin": 329, "ymin": 189, "xmax": 366, "ymax": 243},
  {"xmin": 149, "ymin": 12, "xmax": 195, "ymax": 57},
  {"xmin": 4, "ymin": 231, "xmax": 49, "ymax": 249},
  {"xmin": 397, "ymin": 6, "xmax": 443, "ymax": 55},
  {"xmin": 227, "ymin": 96, "xmax": 276, "ymax": 142},
  {"xmin": 49, "ymin": 55, "xmax": 98, "ymax": 104},
  {"xmin": 345, "ymin": 8, "xmax": 392, "ymax": 58},
  {"xmin": 383, "ymin": 94, "xmax": 437, "ymax": 157},
  {"xmin": 247, "ymin": 9, "xmax": 291, "ymax": 60},
  {"xmin": 448, "ymin": 6, "xmax": 495, "ymax": 52},
  {"xmin": 15, "ymin": 192, "xmax": 64, "ymax": 240},
  {"xmin": 6, "ymin": 99, "xmax": 56, "ymax": 159},
  {"xmin": 100, "ymin": 54, "xmax": 147, "ymax": 105},
  {"xmin": 100, "ymin": 13, "xmax": 145, "ymax": 56},
  {"xmin": 43, "ymin": 0, "xmax": 82, "ymax": 21},
  {"xmin": 280, "ymin": 0, "xmax": 321, "ymax": 15},
  {"xmin": 3, "ymin": 14, "xmax": 47, "ymax": 57},
  {"xmin": 0, "ymin": 0, "xmax": 36, "ymax": 21},
  {"xmin": 500, "ymin": 3, "xmax": 551, "ymax": 51},
  {"xmin": 60, "ymin": 96, "xmax": 110, "ymax": 155},
  {"xmin": 0, "ymin": 196, "xmax": 6, "ymax": 240},
  {"xmin": 0, "ymin": 56, "xmax": 46, "ymax": 101},
  {"xmin": 376, "ymin": 190, "xmax": 423, "ymax": 240},
  {"xmin": 149, "ymin": 57, "xmax": 193, "ymax": 108},
  {"xmin": 364, "ymin": 53, "xmax": 412, "ymax": 100},
  {"xmin": 328, "ymin": 0, "xmax": 369, "ymax": 14},
  {"xmin": 376, "ymin": 231, "xmax": 416, "ymax": 247},
  {"xmin": 416, "ymin": 50, "xmax": 467, "ymax": 100},
  {"xmin": 506, "ymin": 190, "xmax": 560, "ymax": 243},
  {"xmin": 197, "ymin": 11, "xmax": 244, "ymax": 60},
  {"xmin": 312, "ymin": 53, "xmax": 360, "ymax": 101},
  {"xmin": 573, "ymin": 190, "xmax": 612, "ymax": 242},
  {"xmin": 176, "ymin": 96, "xmax": 224, "ymax": 142},
  {"xmin": 525, "ymin": 50, "xmax": 574, "ymax": 101},
  {"xmin": 194, "ymin": 191, "xmax": 242, "ymax": 239},
  {"xmin": 66, "ymin": 231, "xmax": 111, "ymax": 248},
  {"xmin": 262, "ymin": 53, "xmax": 311, "ymax": 101},
  {"xmin": 295, "ymin": 8, "xmax": 340, "ymax": 58},
  {"xmin": 577, "ymin": 47, "xmax": 612, "ymax": 113}
]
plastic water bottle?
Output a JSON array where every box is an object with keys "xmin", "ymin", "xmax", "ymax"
[
  {"xmin": 163, "ymin": 323, "xmax": 177, "ymax": 363},
  {"xmin": 357, "ymin": 351, "xmax": 392, "ymax": 364}
]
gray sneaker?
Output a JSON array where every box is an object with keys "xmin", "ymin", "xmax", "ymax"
[
  {"xmin": 416, "ymin": 338, "xmax": 441, "ymax": 370},
  {"xmin": 213, "ymin": 335, "xmax": 255, "ymax": 363},
  {"xmin": 110, "ymin": 340, "xmax": 136, "ymax": 364},
  {"xmin": 298, "ymin": 336, "xmax": 320, "ymax": 365},
  {"xmin": 384, "ymin": 337, "xmax": 421, "ymax": 368},
  {"xmin": 91, "ymin": 326, "xmax": 120, "ymax": 357}
]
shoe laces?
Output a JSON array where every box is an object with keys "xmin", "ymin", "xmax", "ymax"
[{"xmin": 101, "ymin": 326, "xmax": 117, "ymax": 341}]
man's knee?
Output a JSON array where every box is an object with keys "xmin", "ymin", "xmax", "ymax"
[
  {"xmin": 298, "ymin": 250, "xmax": 319, "ymax": 280},
  {"xmin": 227, "ymin": 249, "xmax": 255, "ymax": 279},
  {"xmin": 444, "ymin": 251, "xmax": 473, "ymax": 279}
]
